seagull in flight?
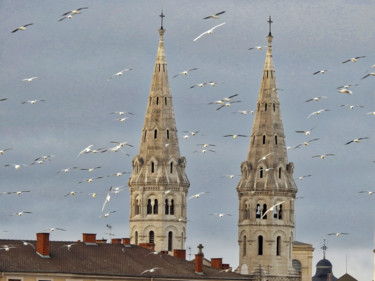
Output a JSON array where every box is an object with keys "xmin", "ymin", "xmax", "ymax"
[
  {"xmin": 78, "ymin": 176, "xmax": 104, "ymax": 184},
  {"xmin": 4, "ymin": 164, "xmax": 27, "ymax": 169},
  {"xmin": 345, "ymin": 137, "xmax": 369, "ymax": 145},
  {"xmin": 64, "ymin": 191, "xmax": 82, "ymax": 197},
  {"xmin": 172, "ymin": 68, "xmax": 198, "ymax": 78},
  {"xmin": 327, "ymin": 232, "xmax": 349, "ymax": 236},
  {"xmin": 22, "ymin": 100, "xmax": 45, "ymax": 104},
  {"xmin": 140, "ymin": 267, "xmax": 161, "ymax": 275},
  {"xmin": 295, "ymin": 175, "xmax": 312, "ymax": 181},
  {"xmin": 78, "ymin": 144, "xmax": 94, "ymax": 157},
  {"xmin": 234, "ymin": 110, "xmax": 254, "ymax": 115},
  {"xmin": 80, "ymin": 166, "xmax": 101, "ymax": 172},
  {"xmin": 294, "ymin": 138, "xmax": 319, "ymax": 149},
  {"xmin": 188, "ymin": 192, "xmax": 209, "ymax": 200},
  {"xmin": 257, "ymin": 152, "xmax": 274, "ymax": 163},
  {"xmin": 196, "ymin": 143, "xmax": 216, "ymax": 148},
  {"xmin": 193, "ymin": 22, "xmax": 226, "ymax": 42},
  {"xmin": 13, "ymin": 211, "xmax": 32, "ymax": 216},
  {"xmin": 108, "ymin": 68, "xmax": 133, "ymax": 80},
  {"xmin": 361, "ymin": 72, "xmax": 375, "ymax": 79},
  {"xmin": 100, "ymin": 211, "xmax": 116, "ymax": 218},
  {"xmin": 295, "ymin": 127, "xmax": 315, "ymax": 135},
  {"xmin": 312, "ymin": 154, "xmax": 335, "ymax": 159},
  {"xmin": 313, "ymin": 69, "xmax": 330, "ymax": 75},
  {"xmin": 248, "ymin": 45, "xmax": 267, "ymax": 51},
  {"xmin": 22, "ymin": 77, "xmax": 38, "ymax": 82},
  {"xmin": 220, "ymin": 174, "xmax": 240, "ymax": 179},
  {"xmin": 342, "ymin": 56, "xmax": 365, "ymax": 63},
  {"xmin": 193, "ymin": 149, "xmax": 215, "ymax": 154},
  {"xmin": 358, "ymin": 190, "xmax": 374, "ymax": 195},
  {"xmin": 208, "ymin": 94, "xmax": 239, "ymax": 105},
  {"xmin": 210, "ymin": 213, "xmax": 232, "ymax": 218},
  {"xmin": 304, "ymin": 96, "xmax": 328, "ymax": 103},
  {"xmin": 11, "ymin": 23, "xmax": 33, "ymax": 33},
  {"xmin": 223, "ymin": 134, "xmax": 247, "ymax": 139},
  {"xmin": 340, "ymin": 104, "xmax": 365, "ymax": 110},
  {"xmin": 62, "ymin": 7, "xmax": 88, "ymax": 16},
  {"xmin": 44, "ymin": 227, "xmax": 66, "ymax": 232},
  {"xmin": 216, "ymin": 101, "xmax": 241, "ymax": 111},
  {"xmin": 338, "ymin": 88, "xmax": 352, "ymax": 95},
  {"xmin": 102, "ymin": 186, "xmax": 113, "ymax": 212},
  {"xmin": 307, "ymin": 109, "xmax": 330, "ymax": 118},
  {"xmin": 190, "ymin": 82, "xmax": 208, "ymax": 88},
  {"xmin": 57, "ymin": 167, "xmax": 78, "ymax": 173},
  {"xmin": 22, "ymin": 241, "xmax": 35, "ymax": 249},
  {"xmin": 60, "ymin": 243, "xmax": 77, "ymax": 251},
  {"xmin": 0, "ymin": 148, "xmax": 12, "ymax": 155},
  {"xmin": 203, "ymin": 11, "xmax": 225, "ymax": 19},
  {"xmin": 261, "ymin": 201, "xmax": 285, "ymax": 219},
  {"xmin": 7, "ymin": 190, "xmax": 31, "ymax": 195},
  {"xmin": 111, "ymin": 111, "xmax": 134, "ymax": 116}
]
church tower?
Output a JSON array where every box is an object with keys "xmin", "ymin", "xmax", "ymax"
[
  {"xmin": 236, "ymin": 17, "xmax": 299, "ymax": 279},
  {"xmin": 128, "ymin": 13, "xmax": 190, "ymax": 254}
]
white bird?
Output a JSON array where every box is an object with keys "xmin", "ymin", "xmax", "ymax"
[
  {"xmin": 327, "ymin": 232, "xmax": 349, "ymax": 236},
  {"xmin": 111, "ymin": 186, "xmax": 125, "ymax": 194},
  {"xmin": 340, "ymin": 104, "xmax": 365, "ymax": 110},
  {"xmin": 358, "ymin": 190, "xmax": 374, "ymax": 195},
  {"xmin": 223, "ymin": 134, "xmax": 247, "ymax": 139},
  {"xmin": 345, "ymin": 137, "xmax": 369, "ymax": 145},
  {"xmin": 80, "ymin": 166, "xmax": 101, "ymax": 172},
  {"xmin": 361, "ymin": 72, "xmax": 375, "ymax": 79},
  {"xmin": 235, "ymin": 110, "xmax": 254, "ymax": 115},
  {"xmin": 207, "ymin": 81, "xmax": 221, "ymax": 87},
  {"xmin": 78, "ymin": 144, "xmax": 94, "ymax": 157},
  {"xmin": 216, "ymin": 101, "xmax": 241, "ymax": 111},
  {"xmin": 257, "ymin": 152, "xmax": 274, "ymax": 163},
  {"xmin": 13, "ymin": 211, "xmax": 32, "ymax": 216},
  {"xmin": 210, "ymin": 213, "xmax": 232, "ymax": 218},
  {"xmin": 116, "ymin": 117, "xmax": 129, "ymax": 122},
  {"xmin": 22, "ymin": 77, "xmax": 38, "ymax": 82},
  {"xmin": 78, "ymin": 176, "xmax": 104, "ymax": 184},
  {"xmin": 313, "ymin": 69, "xmax": 330, "ymax": 75},
  {"xmin": 7, "ymin": 190, "xmax": 31, "ymax": 195},
  {"xmin": 110, "ymin": 141, "xmax": 133, "ymax": 148},
  {"xmin": 295, "ymin": 127, "xmax": 315, "ymax": 135},
  {"xmin": 248, "ymin": 45, "xmax": 267, "ymax": 51},
  {"xmin": 304, "ymin": 96, "xmax": 328, "ymax": 103},
  {"xmin": 307, "ymin": 109, "xmax": 330, "ymax": 118},
  {"xmin": 57, "ymin": 167, "xmax": 78, "ymax": 173},
  {"xmin": 295, "ymin": 175, "xmax": 312, "ymax": 181},
  {"xmin": 190, "ymin": 82, "xmax": 208, "ymax": 88},
  {"xmin": 196, "ymin": 143, "xmax": 216, "ymax": 148},
  {"xmin": 11, "ymin": 23, "xmax": 33, "ymax": 33},
  {"xmin": 101, "ymin": 211, "xmax": 116, "ymax": 218},
  {"xmin": 312, "ymin": 154, "xmax": 335, "ymax": 159},
  {"xmin": 58, "ymin": 14, "xmax": 75, "ymax": 22},
  {"xmin": 109, "ymin": 171, "xmax": 129, "ymax": 177},
  {"xmin": 342, "ymin": 56, "xmax": 365, "ymax": 63},
  {"xmin": 140, "ymin": 267, "xmax": 160, "ymax": 275},
  {"xmin": 338, "ymin": 88, "xmax": 352, "ymax": 95},
  {"xmin": 64, "ymin": 191, "xmax": 82, "ymax": 197},
  {"xmin": 193, "ymin": 22, "xmax": 226, "ymax": 42},
  {"xmin": 102, "ymin": 186, "xmax": 113, "ymax": 212},
  {"xmin": 89, "ymin": 192, "xmax": 99, "ymax": 198},
  {"xmin": 366, "ymin": 111, "xmax": 375, "ymax": 115},
  {"xmin": 62, "ymin": 7, "xmax": 88, "ymax": 16},
  {"xmin": 4, "ymin": 164, "xmax": 27, "ymax": 169},
  {"xmin": 220, "ymin": 174, "xmax": 240, "ymax": 179},
  {"xmin": 183, "ymin": 130, "xmax": 200, "ymax": 137},
  {"xmin": 111, "ymin": 111, "xmax": 134, "ymax": 116},
  {"xmin": 108, "ymin": 68, "xmax": 133, "ymax": 80},
  {"xmin": 172, "ymin": 68, "xmax": 198, "ymax": 78},
  {"xmin": 21, "ymin": 99, "xmax": 45, "ymax": 104},
  {"xmin": 208, "ymin": 94, "xmax": 238, "ymax": 105},
  {"xmin": 44, "ymin": 227, "xmax": 66, "ymax": 232},
  {"xmin": 0, "ymin": 245, "xmax": 16, "ymax": 251},
  {"xmin": 294, "ymin": 138, "xmax": 319, "ymax": 149},
  {"xmin": 0, "ymin": 148, "xmax": 12, "ymax": 155},
  {"xmin": 188, "ymin": 192, "xmax": 209, "ymax": 200},
  {"xmin": 261, "ymin": 202, "xmax": 285, "ymax": 219},
  {"xmin": 193, "ymin": 149, "xmax": 215, "ymax": 154},
  {"xmin": 203, "ymin": 11, "xmax": 225, "ymax": 19},
  {"xmin": 60, "ymin": 243, "xmax": 77, "ymax": 250},
  {"xmin": 22, "ymin": 241, "xmax": 35, "ymax": 249}
]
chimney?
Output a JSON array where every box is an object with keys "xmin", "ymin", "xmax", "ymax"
[
  {"xmin": 174, "ymin": 249, "xmax": 186, "ymax": 260},
  {"xmin": 36, "ymin": 233, "xmax": 50, "ymax": 258},
  {"xmin": 111, "ymin": 238, "xmax": 122, "ymax": 244},
  {"xmin": 211, "ymin": 258, "xmax": 222, "ymax": 269},
  {"xmin": 195, "ymin": 244, "xmax": 204, "ymax": 275},
  {"xmin": 82, "ymin": 233, "xmax": 97, "ymax": 245},
  {"xmin": 122, "ymin": 238, "xmax": 131, "ymax": 246},
  {"xmin": 139, "ymin": 243, "xmax": 155, "ymax": 250}
]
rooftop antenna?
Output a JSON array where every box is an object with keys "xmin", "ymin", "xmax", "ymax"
[
  {"xmin": 160, "ymin": 10, "xmax": 165, "ymax": 30},
  {"xmin": 268, "ymin": 16, "xmax": 273, "ymax": 36}
]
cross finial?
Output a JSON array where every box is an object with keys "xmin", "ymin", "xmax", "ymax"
[
  {"xmin": 321, "ymin": 239, "xmax": 327, "ymax": 259},
  {"xmin": 160, "ymin": 10, "xmax": 165, "ymax": 29},
  {"xmin": 268, "ymin": 16, "xmax": 273, "ymax": 36},
  {"xmin": 197, "ymin": 243, "xmax": 204, "ymax": 254}
]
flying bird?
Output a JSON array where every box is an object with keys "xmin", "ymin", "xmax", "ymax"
[
  {"xmin": 304, "ymin": 96, "xmax": 328, "ymax": 103},
  {"xmin": 102, "ymin": 186, "xmax": 113, "ymax": 212},
  {"xmin": 261, "ymin": 201, "xmax": 285, "ymax": 219},
  {"xmin": 13, "ymin": 211, "xmax": 32, "ymax": 216},
  {"xmin": 295, "ymin": 175, "xmax": 312, "ymax": 181},
  {"xmin": 64, "ymin": 191, "xmax": 82, "ymax": 197},
  {"xmin": 57, "ymin": 167, "xmax": 78, "ymax": 173},
  {"xmin": 193, "ymin": 22, "xmax": 226, "ymax": 42},
  {"xmin": 80, "ymin": 166, "xmax": 101, "ymax": 172},
  {"xmin": 108, "ymin": 68, "xmax": 133, "ymax": 80},
  {"xmin": 60, "ymin": 243, "xmax": 77, "ymax": 250},
  {"xmin": 111, "ymin": 111, "xmax": 134, "ymax": 116},
  {"xmin": 22, "ymin": 241, "xmax": 35, "ymax": 249},
  {"xmin": 78, "ymin": 176, "xmax": 104, "ymax": 184},
  {"xmin": 62, "ymin": 7, "xmax": 88, "ymax": 16},
  {"xmin": 327, "ymin": 232, "xmax": 349, "ymax": 236},
  {"xmin": 234, "ymin": 110, "xmax": 254, "ymax": 115},
  {"xmin": 220, "ymin": 174, "xmax": 240, "ymax": 179},
  {"xmin": 294, "ymin": 138, "xmax": 319, "ymax": 149},
  {"xmin": 11, "ymin": 23, "xmax": 33, "ymax": 33},
  {"xmin": 312, "ymin": 154, "xmax": 335, "ymax": 159},
  {"xmin": 7, "ymin": 190, "xmax": 31, "ymax": 195},
  {"xmin": 295, "ymin": 127, "xmax": 315, "ymax": 135},
  {"xmin": 188, "ymin": 192, "xmax": 209, "ymax": 200},
  {"xmin": 340, "ymin": 104, "xmax": 365, "ymax": 110},
  {"xmin": 223, "ymin": 134, "xmax": 247, "ymax": 139},
  {"xmin": 345, "ymin": 137, "xmax": 369, "ymax": 145},
  {"xmin": 338, "ymin": 88, "xmax": 352, "ymax": 95},
  {"xmin": 203, "ymin": 11, "xmax": 225, "ymax": 19},
  {"xmin": 361, "ymin": 72, "xmax": 375, "ymax": 79},
  {"xmin": 307, "ymin": 109, "xmax": 330, "ymax": 118},
  {"xmin": 208, "ymin": 94, "xmax": 239, "ymax": 105},
  {"xmin": 216, "ymin": 101, "xmax": 241, "ymax": 111},
  {"xmin": 248, "ymin": 45, "xmax": 267, "ymax": 51},
  {"xmin": 78, "ymin": 144, "xmax": 94, "ymax": 157},
  {"xmin": 4, "ymin": 164, "xmax": 27, "ymax": 169},
  {"xmin": 0, "ymin": 148, "xmax": 13, "ymax": 155},
  {"xmin": 313, "ymin": 69, "xmax": 330, "ymax": 75},
  {"xmin": 358, "ymin": 190, "xmax": 374, "ymax": 195},
  {"xmin": 22, "ymin": 77, "xmax": 38, "ymax": 82},
  {"xmin": 190, "ymin": 82, "xmax": 208, "ymax": 88},
  {"xmin": 196, "ymin": 143, "xmax": 216, "ymax": 148},
  {"xmin": 342, "ymin": 56, "xmax": 365, "ymax": 63},
  {"xmin": 172, "ymin": 68, "xmax": 198, "ymax": 78},
  {"xmin": 210, "ymin": 213, "xmax": 232, "ymax": 218},
  {"xmin": 140, "ymin": 267, "xmax": 160, "ymax": 275},
  {"xmin": 100, "ymin": 211, "xmax": 116, "ymax": 218},
  {"xmin": 257, "ymin": 152, "xmax": 274, "ymax": 163},
  {"xmin": 21, "ymin": 100, "xmax": 45, "ymax": 105},
  {"xmin": 193, "ymin": 149, "xmax": 215, "ymax": 154},
  {"xmin": 44, "ymin": 227, "xmax": 66, "ymax": 232}
]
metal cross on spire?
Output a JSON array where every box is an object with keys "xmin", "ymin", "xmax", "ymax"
[
  {"xmin": 160, "ymin": 10, "xmax": 165, "ymax": 29},
  {"xmin": 321, "ymin": 239, "xmax": 327, "ymax": 259},
  {"xmin": 268, "ymin": 16, "xmax": 273, "ymax": 36}
]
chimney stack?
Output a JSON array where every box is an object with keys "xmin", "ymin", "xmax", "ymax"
[
  {"xmin": 111, "ymin": 238, "xmax": 122, "ymax": 244},
  {"xmin": 211, "ymin": 258, "xmax": 223, "ymax": 269},
  {"xmin": 36, "ymin": 233, "xmax": 50, "ymax": 258},
  {"xmin": 174, "ymin": 249, "xmax": 186, "ymax": 260},
  {"xmin": 82, "ymin": 233, "xmax": 97, "ymax": 245},
  {"xmin": 122, "ymin": 238, "xmax": 131, "ymax": 246},
  {"xmin": 195, "ymin": 244, "xmax": 204, "ymax": 275}
]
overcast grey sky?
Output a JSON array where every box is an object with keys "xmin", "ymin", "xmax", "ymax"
[{"xmin": 0, "ymin": 1, "xmax": 374, "ymax": 280}]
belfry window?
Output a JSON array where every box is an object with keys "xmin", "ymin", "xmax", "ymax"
[
  {"xmin": 165, "ymin": 97, "xmax": 167, "ymax": 105},
  {"xmin": 151, "ymin": 162, "xmax": 155, "ymax": 173},
  {"xmin": 156, "ymin": 97, "xmax": 159, "ymax": 105},
  {"xmin": 262, "ymin": 204, "xmax": 268, "ymax": 219},
  {"xmin": 167, "ymin": 130, "xmax": 170, "ymax": 139},
  {"xmin": 149, "ymin": 231, "xmax": 154, "ymax": 244},
  {"xmin": 153, "ymin": 199, "xmax": 158, "ymax": 214},
  {"xmin": 147, "ymin": 199, "xmax": 152, "ymax": 214},
  {"xmin": 275, "ymin": 135, "xmax": 278, "ymax": 145},
  {"xmin": 170, "ymin": 162, "xmax": 173, "ymax": 173},
  {"xmin": 260, "ymin": 167, "xmax": 264, "ymax": 178},
  {"xmin": 163, "ymin": 64, "xmax": 166, "ymax": 72},
  {"xmin": 258, "ymin": 236, "xmax": 263, "ymax": 255},
  {"xmin": 276, "ymin": 236, "xmax": 281, "ymax": 256},
  {"xmin": 278, "ymin": 204, "xmax": 283, "ymax": 219},
  {"xmin": 168, "ymin": 231, "xmax": 173, "ymax": 251},
  {"xmin": 265, "ymin": 103, "xmax": 268, "ymax": 111},
  {"xmin": 273, "ymin": 103, "xmax": 276, "ymax": 111},
  {"xmin": 263, "ymin": 135, "xmax": 266, "ymax": 144},
  {"xmin": 256, "ymin": 204, "xmax": 261, "ymax": 219},
  {"xmin": 170, "ymin": 200, "xmax": 175, "ymax": 215},
  {"xmin": 154, "ymin": 129, "xmax": 157, "ymax": 139},
  {"xmin": 165, "ymin": 199, "xmax": 169, "ymax": 214},
  {"xmin": 243, "ymin": 235, "xmax": 247, "ymax": 256},
  {"xmin": 279, "ymin": 167, "xmax": 282, "ymax": 179}
]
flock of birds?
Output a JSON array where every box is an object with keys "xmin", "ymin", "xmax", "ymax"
[{"xmin": 0, "ymin": 5, "xmax": 374, "ymax": 276}]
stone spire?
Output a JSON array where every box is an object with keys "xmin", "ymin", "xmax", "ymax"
[
  {"xmin": 128, "ymin": 14, "xmax": 190, "ymax": 254},
  {"xmin": 236, "ymin": 17, "xmax": 299, "ymax": 279}
]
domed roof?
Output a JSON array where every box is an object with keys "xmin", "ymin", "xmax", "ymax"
[
  {"xmin": 312, "ymin": 258, "xmax": 337, "ymax": 281},
  {"xmin": 316, "ymin": 258, "xmax": 333, "ymax": 267}
]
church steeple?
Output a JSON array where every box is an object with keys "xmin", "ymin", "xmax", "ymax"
[
  {"xmin": 236, "ymin": 18, "xmax": 298, "ymax": 278},
  {"xmin": 128, "ymin": 14, "xmax": 190, "ymax": 254}
]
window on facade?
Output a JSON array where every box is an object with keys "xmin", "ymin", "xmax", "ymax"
[
  {"xmin": 153, "ymin": 199, "xmax": 158, "ymax": 214},
  {"xmin": 165, "ymin": 97, "xmax": 167, "ymax": 105},
  {"xmin": 167, "ymin": 129, "xmax": 169, "ymax": 139},
  {"xmin": 243, "ymin": 235, "xmax": 247, "ymax": 256},
  {"xmin": 170, "ymin": 162, "xmax": 173, "ymax": 173},
  {"xmin": 276, "ymin": 236, "xmax": 281, "ymax": 256},
  {"xmin": 279, "ymin": 167, "xmax": 282, "ymax": 179},
  {"xmin": 156, "ymin": 97, "xmax": 159, "ymax": 105},
  {"xmin": 151, "ymin": 161, "xmax": 155, "ymax": 173},
  {"xmin": 258, "ymin": 236, "xmax": 263, "ymax": 255},
  {"xmin": 273, "ymin": 103, "xmax": 276, "ymax": 111},
  {"xmin": 265, "ymin": 103, "xmax": 267, "ymax": 111},
  {"xmin": 256, "ymin": 204, "xmax": 261, "ymax": 219},
  {"xmin": 135, "ymin": 199, "xmax": 140, "ymax": 215},
  {"xmin": 262, "ymin": 204, "xmax": 268, "ymax": 219},
  {"xmin": 168, "ymin": 231, "xmax": 173, "ymax": 251},
  {"xmin": 279, "ymin": 205, "xmax": 283, "ymax": 219},
  {"xmin": 260, "ymin": 167, "xmax": 264, "ymax": 178},
  {"xmin": 149, "ymin": 231, "xmax": 154, "ymax": 244},
  {"xmin": 154, "ymin": 129, "xmax": 157, "ymax": 139},
  {"xmin": 263, "ymin": 135, "xmax": 266, "ymax": 144},
  {"xmin": 147, "ymin": 199, "xmax": 152, "ymax": 214},
  {"xmin": 135, "ymin": 231, "xmax": 138, "ymax": 245},
  {"xmin": 165, "ymin": 199, "xmax": 169, "ymax": 214},
  {"xmin": 275, "ymin": 135, "xmax": 278, "ymax": 145},
  {"xmin": 170, "ymin": 199, "xmax": 175, "ymax": 215},
  {"xmin": 144, "ymin": 130, "xmax": 147, "ymax": 141}
]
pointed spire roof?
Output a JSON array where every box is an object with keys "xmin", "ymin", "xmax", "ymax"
[{"xmin": 129, "ymin": 14, "xmax": 189, "ymax": 187}]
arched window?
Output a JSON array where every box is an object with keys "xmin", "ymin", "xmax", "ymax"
[
  {"xmin": 170, "ymin": 199, "xmax": 175, "ymax": 215},
  {"xmin": 260, "ymin": 167, "xmax": 264, "ymax": 178},
  {"xmin": 149, "ymin": 231, "xmax": 154, "ymax": 244},
  {"xmin": 154, "ymin": 129, "xmax": 157, "ymax": 139},
  {"xmin": 275, "ymin": 135, "xmax": 278, "ymax": 145},
  {"xmin": 165, "ymin": 97, "xmax": 167, "ymax": 105},
  {"xmin": 279, "ymin": 205, "xmax": 283, "ymax": 219},
  {"xmin": 168, "ymin": 231, "xmax": 173, "ymax": 251},
  {"xmin": 147, "ymin": 199, "xmax": 152, "ymax": 214},
  {"xmin": 135, "ymin": 199, "xmax": 140, "ymax": 215},
  {"xmin": 181, "ymin": 232, "xmax": 184, "ymax": 249},
  {"xmin": 256, "ymin": 204, "xmax": 261, "ymax": 219},
  {"xmin": 245, "ymin": 205, "xmax": 250, "ymax": 220},
  {"xmin": 153, "ymin": 199, "xmax": 158, "ymax": 214},
  {"xmin": 243, "ymin": 235, "xmax": 247, "ymax": 256},
  {"xmin": 262, "ymin": 204, "xmax": 268, "ymax": 219},
  {"xmin": 265, "ymin": 103, "xmax": 268, "ymax": 111},
  {"xmin": 279, "ymin": 167, "xmax": 282, "ymax": 179},
  {"xmin": 258, "ymin": 236, "xmax": 263, "ymax": 255},
  {"xmin": 170, "ymin": 162, "xmax": 173, "ymax": 173},
  {"xmin": 151, "ymin": 162, "xmax": 155, "ymax": 173},
  {"xmin": 165, "ymin": 199, "xmax": 169, "ymax": 214},
  {"xmin": 135, "ymin": 231, "xmax": 138, "ymax": 245},
  {"xmin": 273, "ymin": 103, "xmax": 276, "ymax": 112},
  {"xmin": 167, "ymin": 129, "xmax": 169, "ymax": 139},
  {"xmin": 263, "ymin": 135, "xmax": 266, "ymax": 144},
  {"xmin": 156, "ymin": 97, "xmax": 159, "ymax": 105}
]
